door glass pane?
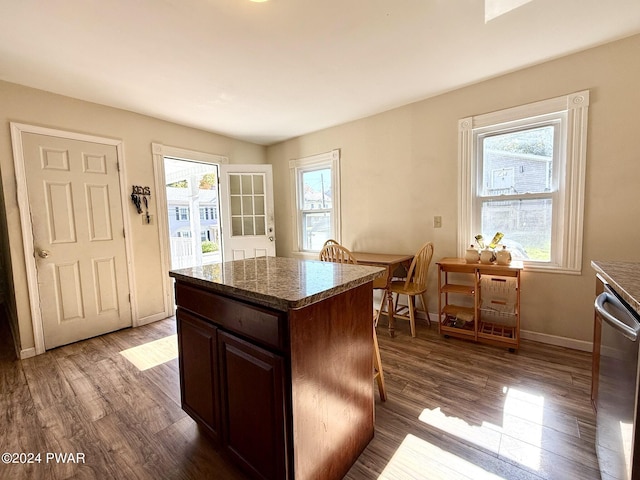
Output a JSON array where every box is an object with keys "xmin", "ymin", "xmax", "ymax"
[
  {"xmin": 242, "ymin": 196, "xmax": 254, "ymax": 215},
  {"xmin": 232, "ymin": 217, "xmax": 243, "ymax": 236},
  {"xmin": 230, "ymin": 196, "xmax": 241, "ymax": 216},
  {"xmin": 253, "ymin": 175, "xmax": 264, "ymax": 194},
  {"xmin": 255, "ymin": 216, "xmax": 266, "ymax": 235},
  {"xmin": 254, "ymin": 195, "xmax": 265, "ymax": 215},
  {"xmin": 243, "ymin": 217, "xmax": 254, "ymax": 236},
  {"xmin": 481, "ymin": 198, "xmax": 552, "ymax": 261},
  {"xmin": 229, "ymin": 174, "xmax": 241, "ymax": 195},
  {"xmin": 241, "ymin": 174, "xmax": 253, "ymax": 194}
]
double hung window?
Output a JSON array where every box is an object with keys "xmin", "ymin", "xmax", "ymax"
[
  {"xmin": 289, "ymin": 150, "xmax": 341, "ymax": 253},
  {"xmin": 459, "ymin": 91, "xmax": 589, "ymax": 273}
]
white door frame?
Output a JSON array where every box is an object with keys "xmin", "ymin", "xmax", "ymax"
[
  {"xmin": 151, "ymin": 143, "xmax": 228, "ymax": 316},
  {"xmin": 10, "ymin": 122, "xmax": 137, "ymax": 355}
]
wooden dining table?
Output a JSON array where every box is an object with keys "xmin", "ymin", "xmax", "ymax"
[{"xmin": 351, "ymin": 251, "xmax": 414, "ymax": 337}]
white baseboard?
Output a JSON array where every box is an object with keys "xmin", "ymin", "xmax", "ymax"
[
  {"xmin": 416, "ymin": 307, "xmax": 593, "ymax": 353},
  {"xmin": 520, "ymin": 329, "xmax": 593, "ymax": 352},
  {"xmin": 20, "ymin": 347, "xmax": 36, "ymax": 359},
  {"xmin": 135, "ymin": 311, "xmax": 171, "ymax": 327}
]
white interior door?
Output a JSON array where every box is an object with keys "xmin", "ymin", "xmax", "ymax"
[
  {"xmin": 219, "ymin": 164, "xmax": 275, "ymax": 260},
  {"xmin": 21, "ymin": 133, "xmax": 132, "ymax": 349}
]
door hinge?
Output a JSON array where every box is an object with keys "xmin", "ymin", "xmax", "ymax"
[
  {"xmin": 128, "ymin": 294, "xmax": 131, "ymax": 303},
  {"xmin": 116, "ymin": 161, "xmax": 120, "ymax": 172},
  {"xmin": 123, "ymin": 228, "xmax": 126, "ymax": 238}
]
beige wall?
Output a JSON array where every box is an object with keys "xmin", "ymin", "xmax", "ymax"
[
  {"xmin": 0, "ymin": 80, "xmax": 266, "ymax": 354},
  {"xmin": 267, "ymin": 34, "xmax": 640, "ymax": 347}
]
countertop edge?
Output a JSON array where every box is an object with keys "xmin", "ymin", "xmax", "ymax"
[
  {"xmin": 591, "ymin": 261, "xmax": 640, "ymax": 315},
  {"xmin": 169, "ymin": 268, "xmax": 384, "ymax": 312}
]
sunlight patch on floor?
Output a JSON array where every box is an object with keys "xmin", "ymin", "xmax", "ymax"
[
  {"xmin": 378, "ymin": 434, "xmax": 507, "ymax": 479},
  {"xmin": 119, "ymin": 334, "xmax": 178, "ymax": 371},
  {"xmin": 418, "ymin": 387, "xmax": 544, "ymax": 471}
]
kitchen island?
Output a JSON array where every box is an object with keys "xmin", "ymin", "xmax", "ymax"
[{"xmin": 169, "ymin": 256, "xmax": 384, "ymax": 480}]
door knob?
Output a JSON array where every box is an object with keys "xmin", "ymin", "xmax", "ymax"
[
  {"xmin": 37, "ymin": 249, "xmax": 50, "ymax": 259},
  {"xmin": 269, "ymin": 236, "xmax": 274, "ymax": 242}
]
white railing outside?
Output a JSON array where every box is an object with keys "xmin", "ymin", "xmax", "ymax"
[{"xmin": 170, "ymin": 237, "xmax": 196, "ymax": 269}]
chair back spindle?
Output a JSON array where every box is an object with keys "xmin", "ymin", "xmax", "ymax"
[
  {"xmin": 404, "ymin": 242, "xmax": 434, "ymax": 290},
  {"xmin": 319, "ymin": 244, "xmax": 358, "ymax": 265}
]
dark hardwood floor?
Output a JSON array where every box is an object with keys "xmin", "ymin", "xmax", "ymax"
[{"xmin": 0, "ymin": 312, "xmax": 598, "ymax": 480}]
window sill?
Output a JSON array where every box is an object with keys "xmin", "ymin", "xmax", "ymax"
[
  {"xmin": 520, "ymin": 262, "xmax": 581, "ymax": 275},
  {"xmin": 291, "ymin": 251, "xmax": 321, "ymax": 261}
]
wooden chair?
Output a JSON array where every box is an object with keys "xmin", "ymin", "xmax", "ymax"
[
  {"xmin": 389, "ymin": 241, "xmax": 434, "ymax": 337},
  {"xmin": 322, "ymin": 238, "xmax": 340, "ymax": 248},
  {"xmin": 319, "ymin": 244, "xmax": 386, "ymax": 401},
  {"xmin": 319, "ymin": 244, "xmax": 358, "ymax": 264}
]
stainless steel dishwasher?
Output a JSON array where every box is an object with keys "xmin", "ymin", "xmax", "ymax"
[{"xmin": 594, "ymin": 276, "xmax": 640, "ymax": 480}]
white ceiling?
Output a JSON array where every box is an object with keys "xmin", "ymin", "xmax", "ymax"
[{"xmin": 1, "ymin": 0, "xmax": 639, "ymax": 146}]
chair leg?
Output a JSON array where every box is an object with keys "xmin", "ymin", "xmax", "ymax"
[
  {"xmin": 373, "ymin": 328, "xmax": 386, "ymax": 401},
  {"xmin": 374, "ymin": 289, "xmax": 386, "ymax": 328},
  {"xmin": 420, "ymin": 293, "xmax": 431, "ymax": 326},
  {"xmin": 408, "ymin": 295, "xmax": 416, "ymax": 337},
  {"xmin": 387, "ymin": 290, "xmax": 396, "ymax": 337}
]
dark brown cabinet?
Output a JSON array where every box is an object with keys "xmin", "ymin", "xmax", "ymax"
[
  {"xmin": 176, "ymin": 303, "xmax": 288, "ymax": 480},
  {"xmin": 218, "ymin": 331, "xmax": 287, "ymax": 480},
  {"xmin": 176, "ymin": 309, "xmax": 221, "ymax": 442}
]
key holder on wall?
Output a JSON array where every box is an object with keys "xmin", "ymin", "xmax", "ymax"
[{"xmin": 131, "ymin": 186, "xmax": 151, "ymax": 223}]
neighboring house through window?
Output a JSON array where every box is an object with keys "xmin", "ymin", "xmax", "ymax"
[
  {"xmin": 458, "ymin": 91, "xmax": 589, "ymax": 273},
  {"xmin": 289, "ymin": 149, "xmax": 341, "ymax": 253}
]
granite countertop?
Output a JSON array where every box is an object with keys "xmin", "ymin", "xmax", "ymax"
[
  {"xmin": 169, "ymin": 256, "xmax": 385, "ymax": 312},
  {"xmin": 591, "ymin": 261, "xmax": 640, "ymax": 315}
]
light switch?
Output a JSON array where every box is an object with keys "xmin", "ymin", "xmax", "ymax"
[{"xmin": 433, "ymin": 216, "xmax": 442, "ymax": 228}]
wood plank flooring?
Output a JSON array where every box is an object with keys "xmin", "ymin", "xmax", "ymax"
[{"xmin": 0, "ymin": 313, "xmax": 598, "ymax": 480}]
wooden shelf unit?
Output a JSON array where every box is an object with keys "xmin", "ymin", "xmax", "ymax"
[{"xmin": 437, "ymin": 257, "xmax": 523, "ymax": 351}]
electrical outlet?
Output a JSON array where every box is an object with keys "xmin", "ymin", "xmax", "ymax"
[{"xmin": 433, "ymin": 216, "xmax": 442, "ymax": 228}]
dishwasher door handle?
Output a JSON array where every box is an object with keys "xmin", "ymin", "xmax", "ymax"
[{"xmin": 595, "ymin": 291, "xmax": 639, "ymax": 341}]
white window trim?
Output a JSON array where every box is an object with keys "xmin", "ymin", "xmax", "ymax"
[
  {"xmin": 289, "ymin": 149, "xmax": 341, "ymax": 256},
  {"xmin": 458, "ymin": 90, "xmax": 589, "ymax": 274}
]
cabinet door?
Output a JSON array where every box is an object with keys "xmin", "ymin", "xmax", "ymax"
[
  {"xmin": 176, "ymin": 309, "xmax": 221, "ymax": 443},
  {"xmin": 218, "ymin": 331, "xmax": 288, "ymax": 480}
]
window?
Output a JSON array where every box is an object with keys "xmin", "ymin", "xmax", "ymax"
[
  {"xmin": 174, "ymin": 207, "xmax": 189, "ymax": 221},
  {"xmin": 289, "ymin": 150, "xmax": 341, "ymax": 253},
  {"xmin": 200, "ymin": 206, "xmax": 217, "ymax": 221},
  {"xmin": 459, "ymin": 91, "xmax": 589, "ymax": 273}
]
